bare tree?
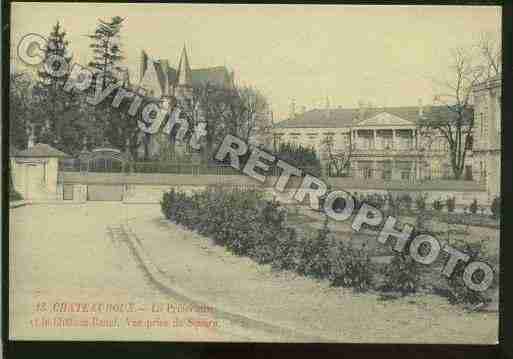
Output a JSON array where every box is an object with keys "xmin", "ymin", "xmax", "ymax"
[
  {"xmin": 189, "ymin": 83, "xmax": 270, "ymax": 161},
  {"xmin": 477, "ymin": 31, "xmax": 501, "ymax": 79},
  {"xmin": 421, "ymin": 45, "xmax": 487, "ymax": 180},
  {"xmin": 190, "ymin": 83, "xmax": 242, "ymax": 160},
  {"xmin": 237, "ymin": 86, "xmax": 270, "ymax": 145}
]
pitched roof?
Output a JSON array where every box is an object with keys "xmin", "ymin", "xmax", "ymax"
[
  {"xmin": 177, "ymin": 46, "xmax": 193, "ymax": 86},
  {"xmin": 139, "ymin": 49, "xmax": 233, "ymax": 93},
  {"xmin": 191, "ymin": 66, "xmax": 233, "ymax": 89},
  {"xmin": 274, "ymin": 108, "xmax": 357, "ymax": 128},
  {"xmin": 274, "ymin": 105, "xmax": 473, "ymax": 129},
  {"xmin": 16, "ymin": 143, "xmax": 70, "ymax": 158}
]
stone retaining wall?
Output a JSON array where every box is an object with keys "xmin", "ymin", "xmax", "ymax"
[{"xmin": 57, "ymin": 172, "xmax": 490, "ymax": 206}]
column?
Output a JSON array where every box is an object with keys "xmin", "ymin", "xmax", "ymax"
[
  {"xmin": 373, "ymin": 130, "xmax": 377, "ymax": 150},
  {"xmin": 414, "ymin": 129, "xmax": 418, "ymax": 149}
]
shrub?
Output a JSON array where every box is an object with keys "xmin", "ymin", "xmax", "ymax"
[
  {"xmin": 339, "ymin": 243, "xmax": 374, "ymax": 292},
  {"xmin": 329, "ymin": 241, "xmax": 374, "ymax": 292},
  {"xmin": 273, "ymin": 142, "xmax": 322, "ymax": 177},
  {"xmin": 469, "ymin": 199, "xmax": 478, "ymax": 214},
  {"xmin": 382, "ymin": 253, "xmax": 420, "ymax": 295},
  {"xmin": 271, "ymin": 227, "xmax": 304, "ymax": 271},
  {"xmin": 415, "ymin": 193, "xmax": 427, "ymax": 212},
  {"xmin": 387, "ymin": 192, "xmax": 401, "ymax": 217},
  {"xmin": 442, "ymin": 238, "xmax": 492, "ymax": 306},
  {"xmin": 401, "ymin": 193, "xmax": 413, "ymax": 212},
  {"xmin": 433, "ymin": 198, "xmax": 443, "ymax": 211},
  {"xmin": 491, "ymin": 196, "xmax": 501, "ymax": 219},
  {"xmin": 435, "ymin": 212, "xmax": 499, "ymax": 229},
  {"xmin": 296, "ymin": 217, "xmax": 334, "ymax": 278},
  {"xmin": 446, "ymin": 197, "xmax": 456, "ymax": 213}
]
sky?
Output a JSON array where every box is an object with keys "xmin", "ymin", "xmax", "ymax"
[{"xmin": 10, "ymin": 3, "xmax": 501, "ymax": 120}]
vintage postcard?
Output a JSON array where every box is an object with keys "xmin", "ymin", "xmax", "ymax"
[{"xmin": 8, "ymin": 3, "xmax": 501, "ymax": 343}]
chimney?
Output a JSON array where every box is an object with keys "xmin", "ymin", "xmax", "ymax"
[{"xmin": 418, "ymin": 98, "xmax": 424, "ymax": 117}]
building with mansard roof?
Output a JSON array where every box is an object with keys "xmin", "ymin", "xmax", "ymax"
[{"xmin": 272, "ymin": 102, "xmax": 474, "ymax": 182}]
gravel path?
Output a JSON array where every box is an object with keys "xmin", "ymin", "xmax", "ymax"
[
  {"xmin": 9, "ymin": 203, "xmax": 275, "ymax": 341},
  {"xmin": 9, "ymin": 202, "xmax": 498, "ymax": 343},
  {"xmin": 129, "ymin": 206, "xmax": 498, "ymax": 344}
]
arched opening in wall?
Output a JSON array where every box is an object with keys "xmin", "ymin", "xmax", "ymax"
[{"xmin": 80, "ymin": 147, "xmax": 131, "ymax": 173}]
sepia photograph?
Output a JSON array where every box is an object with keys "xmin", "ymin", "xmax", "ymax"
[{"xmin": 7, "ymin": 3, "xmax": 501, "ymax": 344}]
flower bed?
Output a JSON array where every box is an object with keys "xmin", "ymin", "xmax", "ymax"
[{"xmin": 161, "ymin": 187, "xmax": 496, "ymax": 306}]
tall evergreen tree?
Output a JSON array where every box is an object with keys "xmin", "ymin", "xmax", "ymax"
[
  {"xmin": 87, "ymin": 16, "xmax": 125, "ymax": 88},
  {"xmin": 31, "ymin": 21, "xmax": 86, "ymax": 154},
  {"xmin": 9, "ymin": 72, "xmax": 34, "ymax": 149},
  {"xmin": 86, "ymin": 16, "xmax": 141, "ymax": 156}
]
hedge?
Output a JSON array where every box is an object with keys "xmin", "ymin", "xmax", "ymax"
[
  {"xmin": 161, "ymin": 187, "xmax": 495, "ymax": 305},
  {"xmin": 162, "ymin": 187, "xmax": 374, "ymax": 291}
]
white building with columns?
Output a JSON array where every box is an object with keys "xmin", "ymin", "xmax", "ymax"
[{"xmin": 272, "ymin": 103, "xmax": 472, "ymax": 181}]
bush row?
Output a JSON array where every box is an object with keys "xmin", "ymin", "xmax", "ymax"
[
  {"xmin": 161, "ymin": 188, "xmax": 493, "ymax": 304},
  {"xmin": 162, "ymin": 187, "xmax": 374, "ymax": 291},
  {"xmin": 344, "ymin": 192, "xmax": 500, "ymax": 227}
]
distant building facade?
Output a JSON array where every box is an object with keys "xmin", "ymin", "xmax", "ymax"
[
  {"xmin": 472, "ymin": 76, "xmax": 501, "ymax": 199},
  {"xmin": 272, "ymin": 103, "xmax": 473, "ymax": 181}
]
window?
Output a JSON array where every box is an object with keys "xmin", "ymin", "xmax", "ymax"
[
  {"xmin": 383, "ymin": 136, "xmax": 393, "ymax": 150},
  {"xmin": 273, "ymin": 134, "xmax": 283, "ymax": 148},
  {"xmin": 63, "ymin": 184, "xmax": 74, "ymax": 200},
  {"xmin": 324, "ymin": 134, "xmax": 334, "ymax": 143}
]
